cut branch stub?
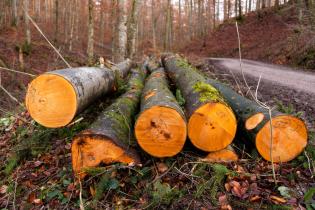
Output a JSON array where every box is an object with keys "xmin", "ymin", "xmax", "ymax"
[
  {"xmin": 135, "ymin": 68, "xmax": 187, "ymax": 157},
  {"xmin": 162, "ymin": 54, "xmax": 237, "ymax": 152},
  {"xmin": 71, "ymin": 68, "xmax": 146, "ymax": 178},
  {"xmin": 206, "ymin": 78, "xmax": 308, "ymax": 162},
  {"xmin": 25, "ymin": 60, "xmax": 132, "ymax": 128}
]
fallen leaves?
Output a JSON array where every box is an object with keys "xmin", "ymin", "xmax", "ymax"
[
  {"xmin": 157, "ymin": 162, "xmax": 168, "ymax": 173},
  {"xmin": 0, "ymin": 185, "xmax": 8, "ymax": 194}
]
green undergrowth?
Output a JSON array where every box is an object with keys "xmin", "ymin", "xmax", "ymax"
[{"xmin": 2, "ymin": 119, "xmax": 89, "ymax": 176}]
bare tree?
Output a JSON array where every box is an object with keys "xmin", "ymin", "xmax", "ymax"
[
  {"xmin": 23, "ymin": 0, "xmax": 31, "ymax": 46},
  {"xmin": 126, "ymin": 0, "xmax": 140, "ymax": 59},
  {"xmin": 87, "ymin": 0, "xmax": 94, "ymax": 65},
  {"xmin": 116, "ymin": 0, "xmax": 127, "ymax": 62},
  {"xmin": 54, "ymin": 0, "xmax": 58, "ymax": 42},
  {"xmin": 12, "ymin": 0, "xmax": 18, "ymax": 26}
]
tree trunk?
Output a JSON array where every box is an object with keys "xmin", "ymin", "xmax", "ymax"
[
  {"xmin": 135, "ymin": 67, "xmax": 187, "ymax": 158},
  {"xmin": 72, "ymin": 68, "xmax": 146, "ymax": 178},
  {"xmin": 12, "ymin": 0, "xmax": 18, "ymax": 26},
  {"xmin": 205, "ymin": 78, "xmax": 308, "ymax": 162},
  {"xmin": 238, "ymin": 0, "xmax": 242, "ymax": 17},
  {"xmin": 257, "ymin": 0, "xmax": 261, "ymax": 10},
  {"xmin": 249, "ymin": 0, "xmax": 252, "ymax": 11},
  {"xmin": 162, "ymin": 54, "xmax": 237, "ymax": 152},
  {"xmin": 224, "ymin": 0, "xmax": 228, "ymax": 20},
  {"xmin": 87, "ymin": 0, "xmax": 94, "ymax": 65},
  {"xmin": 116, "ymin": 0, "xmax": 127, "ymax": 62},
  {"xmin": 164, "ymin": 0, "xmax": 172, "ymax": 50},
  {"xmin": 99, "ymin": 0, "xmax": 105, "ymax": 45},
  {"xmin": 126, "ymin": 0, "xmax": 140, "ymax": 59},
  {"xmin": 151, "ymin": 0, "xmax": 157, "ymax": 50},
  {"xmin": 25, "ymin": 60, "xmax": 132, "ymax": 128},
  {"xmin": 23, "ymin": 0, "xmax": 31, "ymax": 46},
  {"xmin": 54, "ymin": 0, "xmax": 58, "ymax": 42}
]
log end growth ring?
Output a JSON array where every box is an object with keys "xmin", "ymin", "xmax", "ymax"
[
  {"xmin": 72, "ymin": 134, "xmax": 138, "ymax": 178},
  {"xmin": 256, "ymin": 115, "xmax": 308, "ymax": 163},
  {"xmin": 188, "ymin": 103, "xmax": 237, "ymax": 152},
  {"xmin": 25, "ymin": 74, "xmax": 77, "ymax": 128},
  {"xmin": 135, "ymin": 106, "xmax": 187, "ymax": 157}
]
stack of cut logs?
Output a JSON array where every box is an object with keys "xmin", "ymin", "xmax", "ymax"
[{"xmin": 25, "ymin": 54, "xmax": 308, "ymax": 178}]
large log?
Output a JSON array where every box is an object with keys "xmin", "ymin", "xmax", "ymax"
[
  {"xmin": 71, "ymin": 68, "xmax": 146, "ymax": 178},
  {"xmin": 135, "ymin": 67, "xmax": 187, "ymax": 157},
  {"xmin": 162, "ymin": 54, "xmax": 237, "ymax": 152},
  {"xmin": 206, "ymin": 78, "xmax": 308, "ymax": 162},
  {"xmin": 25, "ymin": 59, "xmax": 132, "ymax": 128}
]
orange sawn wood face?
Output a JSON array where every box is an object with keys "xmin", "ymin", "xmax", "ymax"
[
  {"xmin": 135, "ymin": 106, "xmax": 187, "ymax": 158},
  {"xmin": 26, "ymin": 74, "xmax": 77, "ymax": 128},
  {"xmin": 188, "ymin": 103, "xmax": 237, "ymax": 152}
]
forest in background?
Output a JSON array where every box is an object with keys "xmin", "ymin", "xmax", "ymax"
[
  {"xmin": 0, "ymin": 0, "xmax": 314, "ymax": 209},
  {"xmin": 0, "ymin": 0, "xmax": 298, "ymax": 64}
]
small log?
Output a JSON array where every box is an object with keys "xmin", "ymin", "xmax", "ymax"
[
  {"xmin": 202, "ymin": 145, "xmax": 239, "ymax": 163},
  {"xmin": 162, "ymin": 54, "xmax": 237, "ymax": 152},
  {"xmin": 206, "ymin": 78, "xmax": 308, "ymax": 162},
  {"xmin": 25, "ymin": 59, "xmax": 132, "ymax": 128},
  {"xmin": 71, "ymin": 68, "xmax": 146, "ymax": 177},
  {"xmin": 135, "ymin": 68, "xmax": 187, "ymax": 157}
]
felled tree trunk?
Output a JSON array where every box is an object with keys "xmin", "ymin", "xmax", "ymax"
[
  {"xmin": 206, "ymin": 78, "xmax": 308, "ymax": 162},
  {"xmin": 135, "ymin": 68, "xmax": 187, "ymax": 157},
  {"xmin": 202, "ymin": 145, "xmax": 238, "ymax": 163},
  {"xmin": 162, "ymin": 54, "xmax": 237, "ymax": 152},
  {"xmin": 25, "ymin": 60, "xmax": 132, "ymax": 128},
  {"xmin": 72, "ymin": 68, "xmax": 146, "ymax": 178}
]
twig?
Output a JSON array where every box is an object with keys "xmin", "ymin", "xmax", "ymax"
[
  {"xmin": 24, "ymin": 12, "xmax": 72, "ymax": 68},
  {"xmin": 235, "ymin": 21, "xmax": 277, "ymax": 184},
  {"xmin": 304, "ymin": 150, "xmax": 314, "ymax": 178},
  {"xmin": 13, "ymin": 168, "xmax": 19, "ymax": 210},
  {"xmin": 79, "ymin": 178, "xmax": 85, "ymax": 210},
  {"xmin": 0, "ymin": 85, "xmax": 23, "ymax": 106},
  {"xmin": 0, "ymin": 67, "xmax": 36, "ymax": 77},
  {"xmin": 149, "ymin": 162, "xmax": 176, "ymax": 185}
]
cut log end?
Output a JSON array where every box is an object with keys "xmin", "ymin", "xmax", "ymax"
[
  {"xmin": 256, "ymin": 115, "xmax": 308, "ymax": 162},
  {"xmin": 135, "ymin": 106, "xmax": 187, "ymax": 157},
  {"xmin": 246, "ymin": 113, "xmax": 265, "ymax": 130},
  {"xmin": 25, "ymin": 74, "xmax": 77, "ymax": 128},
  {"xmin": 202, "ymin": 147, "xmax": 239, "ymax": 163},
  {"xmin": 72, "ymin": 134, "xmax": 139, "ymax": 178},
  {"xmin": 188, "ymin": 103, "xmax": 237, "ymax": 152}
]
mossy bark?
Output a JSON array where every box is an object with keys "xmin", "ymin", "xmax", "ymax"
[
  {"xmin": 139, "ymin": 68, "xmax": 186, "ymax": 120},
  {"xmin": 161, "ymin": 53, "xmax": 228, "ymax": 117},
  {"xmin": 76, "ymin": 68, "xmax": 147, "ymax": 161},
  {"xmin": 206, "ymin": 78, "xmax": 281, "ymax": 142}
]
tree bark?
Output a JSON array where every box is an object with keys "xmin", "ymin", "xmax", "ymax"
[
  {"xmin": 162, "ymin": 54, "xmax": 237, "ymax": 152},
  {"xmin": 116, "ymin": 0, "xmax": 127, "ymax": 62},
  {"xmin": 25, "ymin": 60, "xmax": 132, "ymax": 128},
  {"xmin": 12, "ymin": 0, "xmax": 18, "ymax": 26},
  {"xmin": 151, "ymin": 0, "xmax": 157, "ymax": 50},
  {"xmin": 23, "ymin": 0, "xmax": 31, "ymax": 46},
  {"xmin": 72, "ymin": 68, "xmax": 146, "ymax": 178},
  {"xmin": 205, "ymin": 77, "xmax": 308, "ymax": 162},
  {"xmin": 126, "ymin": 0, "xmax": 140, "ymax": 59},
  {"xmin": 87, "ymin": 0, "xmax": 94, "ymax": 65},
  {"xmin": 135, "ymin": 67, "xmax": 187, "ymax": 158},
  {"xmin": 54, "ymin": 0, "xmax": 58, "ymax": 42}
]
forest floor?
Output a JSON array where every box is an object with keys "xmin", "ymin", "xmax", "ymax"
[{"xmin": 0, "ymin": 3, "xmax": 315, "ymax": 210}]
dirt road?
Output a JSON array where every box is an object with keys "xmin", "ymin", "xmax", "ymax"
[{"xmin": 204, "ymin": 58, "xmax": 315, "ymax": 129}]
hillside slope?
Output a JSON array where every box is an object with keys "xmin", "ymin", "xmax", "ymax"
[{"xmin": 182, "ymin": 4, "xmax": 315, "ymax": 70}]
